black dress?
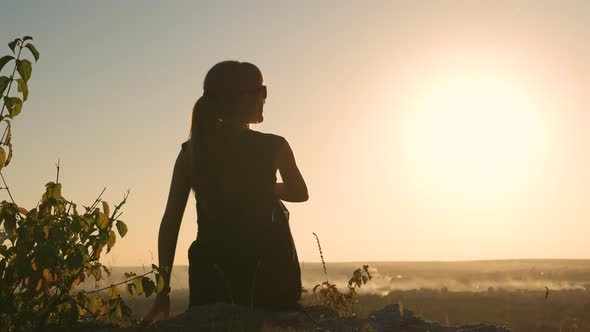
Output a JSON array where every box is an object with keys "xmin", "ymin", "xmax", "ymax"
[{"xmin": 183, "ymin": 130, "xmax": 302, "ymax": 311}]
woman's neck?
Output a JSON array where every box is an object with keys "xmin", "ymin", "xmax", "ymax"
[{"xmin": 221, "ymin": 118, "xmax": 249, "ymax": 135}]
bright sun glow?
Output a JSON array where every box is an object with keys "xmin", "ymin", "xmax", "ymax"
[{"xmin": 400, "ymin": 73, "xmax": 546, "ymax": 207}]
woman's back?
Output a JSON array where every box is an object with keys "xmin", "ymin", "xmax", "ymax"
[
  {"xmin": 183, "ymin": 129, "xmax": 302, "ymax": 310},
  {"xmin": 184, "ymin": 129, "xmax": 284, "ymax": 252}
]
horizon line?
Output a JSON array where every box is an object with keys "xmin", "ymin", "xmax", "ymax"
[{"xmin": 106, "ymin": 258, "xmax": 590, "ymax": 267}]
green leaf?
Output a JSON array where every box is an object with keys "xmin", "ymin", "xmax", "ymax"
[
  {"xmin": 44, "ymin": 182, "xmax": 63, "ymax": 200},
  {"xmin": 2, "ymin": 120, "xmax": 12, "ymax": 145},
  {"xmin": 142, "ymin": 277, "xmax": 155, "ymax": 297},
  {"xmin": 10, "ymin": 97, "xmax": 22, "ymax": 118},
  {"xmin": 0, "ymin": 56, "xmax": 14, "ymax": 72},
  {"xmin": 8, "ymin": 39, "xmax": 21, "ymax": 53},
  {"xmin": 22, "ymin": 36, "xmax": 33, "ymax": 42},
  {"xmin": 16, "ymin": 59, "xmax": 32, "ymax": 83},
  {"xmin": 16, "ymin": 78, "xmax": 28, "ymax": 101},
  {"xmin": 5, "ymin": 143, "xmax": 12, "ymax": 166},
  {"xmin": 133, "ymin": 276, "xmax": 143, "ymax": 295},
  {"xmin": 0, "ymin": 147, "xmax": 5, "ymax": 171},
  {"xmin": 90, "ymin": 295, "xmax": 102, "ymax": 314},
  {"xmin": 4, "ymin": 97, "xmax": 23, "ymax": 118},
  {"xmin": 102, "ymin": 201, "xmax": 110, "ymax": 217},
  {"xmin": 4, "ymin": 215, "xmax": 16, "ymax": 241},
  {"xmin": 108, "ymin": 284, "xmax": 120, "ymax": 298},
  {"xmin": 76, "ymin": 291, "xmax": 89, "ymax": 311},
  {"xmin": 83, "ymin": 214, "xmax": 94, "ymax": 228},
  {"xmin": 115, "ymin": 220, "xmax": 128, "ymax": 237},
  {"xmin": 107, "ymin": 229, "xmax": 116, "ymax": 252},
  {"xmin": 24, "ymin": 44, "xmax": 40, "ymax": 62},
  {"xmin": 97, "ymin": 212, "xmax": 108, "ymax": 229},
  {"xmin": 0, "ymin": 76, "xmax": 9, "ymax": 97},
  {"xmin": 156, "ymin": 274, "xmax": 166, "ymax": 293}
]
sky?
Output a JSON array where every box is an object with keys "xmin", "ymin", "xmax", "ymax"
[{"xmin": 1, "ymin": 1, "xmax": 589, "ymax": 266}]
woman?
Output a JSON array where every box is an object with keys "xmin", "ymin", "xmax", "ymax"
[{"xmin": 143, "ymin": 61, "xmax": 308, "ymax": 322}]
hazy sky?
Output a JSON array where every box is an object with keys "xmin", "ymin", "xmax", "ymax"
[{"xmin": 1, "ymin": 1, "xmax": 589, "ymax": 266}]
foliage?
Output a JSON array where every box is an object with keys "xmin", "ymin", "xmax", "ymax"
[
  {"xmin": 311, "ymin": 233, "xmax": 373, "ymax": 316},
  {"xmin": 0, "ymin": 36, "xmax": 37, "ymax": 172},
  {"xmin": 312, "ymin": 265, "xmax": 373, "ymax": 317},
  {"xmin": 0, "ymin": 36, "xmax": 164, "ymax": 331}
]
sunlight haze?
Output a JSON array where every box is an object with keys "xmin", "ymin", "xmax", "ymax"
[{"xmin": 1, "ymin": 1, "xmax": 589, "ymax": 266}]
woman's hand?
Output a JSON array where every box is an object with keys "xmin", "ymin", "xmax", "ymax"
[
  {"xmin": 275, "ymin": 140, "xmax": 308, "ymax": 202},
  {"xmin": 141, "ymin": 292, "xmax": 170, "ymax": 326}
]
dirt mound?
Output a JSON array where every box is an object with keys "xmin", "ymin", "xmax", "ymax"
[{"xmin": 96, "ymin": 302, "xmax": 512, "ymax": 332}]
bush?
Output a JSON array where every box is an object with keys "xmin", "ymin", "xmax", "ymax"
[
  {"xmin": 311, "ymin": 232, "xmax": 372, "ymax": 317},
  {"xmin": 0, "ymin": 36, "xmax": 163, "ymax": 332}
]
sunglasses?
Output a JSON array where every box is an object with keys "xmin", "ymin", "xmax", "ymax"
[{"xmin": 241, "ymin": 85, "xmax": 267, "ymax": 99}]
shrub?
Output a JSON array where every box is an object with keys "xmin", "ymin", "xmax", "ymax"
[
  {"xmin": 311, "ymin": 232, "xmax": 372, "ymax": 317},
  {"xmin": 0, "ymin": 36, "xmax": 163, "ymax": 331}
]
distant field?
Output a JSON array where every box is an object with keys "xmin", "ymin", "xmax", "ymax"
[
  {"xmin": 87, "ymin": 260, "xmax": 590, "ymax": 331},
  {"xmin": 95, "ymin": 259, "xmax": 590, "ymax": 294}
]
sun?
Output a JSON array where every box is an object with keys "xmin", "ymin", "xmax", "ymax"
[{"xmin": 399, "ymin": 74, "xmax": 545, "ymax": 206}]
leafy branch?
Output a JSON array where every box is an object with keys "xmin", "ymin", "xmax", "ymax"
[{"xmin": 311, "ymin": 233, "xmax": 373, "ymax": 317}]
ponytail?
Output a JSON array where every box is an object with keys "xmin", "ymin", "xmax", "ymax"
[
  {"xmin": 188, "ymin": 94, "xmax": 222, "ymax": 209},
  {"xmin": 187, "ymin": 60, "xmax": 264, "ymax": 212}
]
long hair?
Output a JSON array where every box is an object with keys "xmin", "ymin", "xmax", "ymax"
[{"xmin": 188, "ymin": 61, "xmax": 263, "ymax": 211}]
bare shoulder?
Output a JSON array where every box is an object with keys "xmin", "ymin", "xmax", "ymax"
[{"xmin": 247, "ymin": 129, "xmax": 287, "ymax": 148}]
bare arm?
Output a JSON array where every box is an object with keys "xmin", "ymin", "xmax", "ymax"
[
  {"xmin": 275, "ymin": 139, "xmax": 308, "ymax": 202},
  {"xmin": 158, "ymin": 148, "xmax": 191, "ymax": 291}
]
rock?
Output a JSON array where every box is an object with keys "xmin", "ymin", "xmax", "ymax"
[{"xmin": 366, "ymin": 304, "xmax": 512, "ymax": 332}]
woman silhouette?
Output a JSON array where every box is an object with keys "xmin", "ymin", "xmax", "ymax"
[{"xmin": 143, "ymin": 61, "xmax": 308, "ymax": 322}]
